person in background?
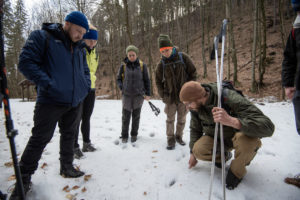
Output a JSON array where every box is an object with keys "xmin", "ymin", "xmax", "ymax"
[
  {"xmin": 281, "ymin": 0, "xmax": 300, "ymax": 188},
  {"xmin": 9, "ymin": 11, "xmax": 90, "ymax": 200},
  {"xmin": 155, "ymin": 34, "xmax": 197, "ymax": 150},
  {"xmin": 117, "ymin": 45, "xmax": 151, "ymax": 143},
  {"xmin": 180, "ymin": 81, "xmax": 274, "ymax": 190},
  {"xmin": 74, "ymin": 24, "xmax": 99, "ymax": 159}
]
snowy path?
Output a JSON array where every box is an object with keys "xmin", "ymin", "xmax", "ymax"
[{"xmin": 0, "ymin": 99, "xmax": 299, "ymax": 200}]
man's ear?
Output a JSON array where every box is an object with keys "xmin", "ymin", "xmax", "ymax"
[{"xmin": 64, "ymin": 21, "xmax": 71, "ymax": 29}]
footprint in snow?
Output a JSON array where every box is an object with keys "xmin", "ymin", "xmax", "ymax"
[
  {"xmin": 114, "ymin": 139, "xmax": 120, "ymax": 145},
  {"xmin": 168, "ymin": 178, "xmax": 176, "ymax": 187},
  {"xmin": 149, "ymin": 132, "xmax": 155, "ymax": 137}
]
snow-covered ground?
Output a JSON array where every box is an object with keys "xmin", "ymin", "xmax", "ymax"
[{"xmin": 0, "ymin": 99, "xmax": 299, "ymax": 200}]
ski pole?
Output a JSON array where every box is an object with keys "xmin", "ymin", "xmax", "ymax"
[
  {"xmin": 208, "ymin": 19, "xmax": 228, "ymax": 200},
  {"xmin": 148, "ymin": 101, "xmax": 160, "ymax": 116},
  {"xmin": 219, "ymin": 19, "xmax": 228, "ymax": 200},
  {"xmin": 0, "ymin": 1, "xmax": 25, "ymax": 199}
]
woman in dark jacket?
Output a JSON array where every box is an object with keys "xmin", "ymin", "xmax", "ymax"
[{"xmin": 117, "ymin": 45, "xmax": 151, "ymax": 143}]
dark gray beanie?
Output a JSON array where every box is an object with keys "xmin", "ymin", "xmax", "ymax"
[{"xmin": 158, "ymin": 34, "xmax": 173, "ymax": 49}]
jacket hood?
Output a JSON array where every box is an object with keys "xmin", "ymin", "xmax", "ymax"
[
  {"xmin": 42, "ymin": 23, "xmax": 81, "ymax": 48},
  {"xmin": 294, "ymin": 15, "xmax": 300, "ymax": 28},
  {"xmin": 42, "ymin": 23, "xmax": 65, "ymax": 41}
]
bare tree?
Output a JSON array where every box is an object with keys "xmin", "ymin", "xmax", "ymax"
[
  {"xmin": 226, "ymin": 0, "xmax": 239, "ymax": 85},
  {"xmin": 122, "ymin": 0, "xmax": 133, "ymax": 44},
  {"xmin": 279, "ymin": 0, "xmax": 287, "ymax": 50},
  {"xmin": 251, "ymin": 0, "xmax": 258, "ymax": 93},
  {"xmin": 200, "ymin": 1, "xmax": 207, "ymax": 78},
  {"xmin": 258, "ymin": 0, "xmax": 267, "ymax": 86}
]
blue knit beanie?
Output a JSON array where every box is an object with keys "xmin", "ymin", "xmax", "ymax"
[
  {"xmin": 83, "ymin": 29, "xmax": 98, "ymax": 40},
  {"xmin": 65, "ymin": 11, "xmax": 89, "ymax": 31},
  {"xmin": 292, "ymin": 0, "xmax": 300, "ymax": 11}
]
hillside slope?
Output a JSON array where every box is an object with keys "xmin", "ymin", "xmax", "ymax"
[{"xmin": 95, "ymin": 5, "xmax": 294, "ymax": 101}]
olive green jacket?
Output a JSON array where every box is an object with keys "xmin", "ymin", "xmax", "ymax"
[
  {"xmin": 155, "ymin": 50, "xmax": 197, "ymax": 104},
  {"xmin": 189, "ymin": 83, "xmax": 275, "ymax": 151}
]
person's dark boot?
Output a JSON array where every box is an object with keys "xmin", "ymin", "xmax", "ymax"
[
  {"xmin": 166, "ymin": 137, "xmax": 175, "ymax": 150},
  {"xmin": 175, "ymin": 135, "xmax": 186, "ymax": 146},
  {"xmin": 74, "ymin": 147, "xmax": 84, "ymax": 159},
  {"xmin": 60, "ymin": 163, "xmax": 84, "ymax": 178},
  {"xmin": 122, "ymin": 137, "xmax": 128, "ymax": 143},
  {"xmin": 82, "ymin": 142, "xmax": 96, "ymax": 152},
  {"xmin": 131, "ymin": 136, "xmax": 137, "ymax": 143},
  {"xmin": 9, "ymin": 174, "xmax": 32, "ymax": 200},
  {"xmin": 0, "ymin": 190, "xmax": 7, "ymax": 200},
  {"xmin": 215, "ymin": 151, "xmax": 233, "ymax": 168},
  {"xmin": 226, "ymin": 168, "xmax": 242, "ymax": 190}
]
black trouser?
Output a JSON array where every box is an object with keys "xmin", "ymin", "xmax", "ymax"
[
  {"xmin": 121, "ymin": 107, "xmax": 142, "ymax": 138},
  {"xmin": 74, "ymin": 90, "xmax": 96, "ymax": 148},
  {"xmin": 293, "ymin": 90, "xmax": 300, "ymax": 135},
  {"xmin": 19, "ymin": 102, "xmax": 82, "ymax": 175}
]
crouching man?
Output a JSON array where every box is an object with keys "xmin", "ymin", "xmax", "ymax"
[{"xmin": 179, "ymin": 81, "xmax": 274, "ymax": 190}]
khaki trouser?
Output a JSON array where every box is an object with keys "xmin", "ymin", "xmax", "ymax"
[
  {"xmin": 164, "ymin": 103, "xmax": 188, "ymax": 144},
  {"xmin": 192, "ymin": 132, "xmax": 262, "ymax": 179}
]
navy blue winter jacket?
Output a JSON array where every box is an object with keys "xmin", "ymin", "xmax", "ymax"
[{"xmin": 18, "ymin": 23, "xmax": 90, "ymax": 107}]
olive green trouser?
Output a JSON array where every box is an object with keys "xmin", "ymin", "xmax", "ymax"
[
  {"xmin": 192, "ymin": 132, "xmax": 262, "ymax": 179},
  {"xmin": 164, "ymin": 103, "xmax": 188, "ymax": 144}
]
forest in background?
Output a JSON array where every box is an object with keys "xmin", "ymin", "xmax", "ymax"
[{"xmin": 3, "ymin": 0, "xmax": 295, "ymax": 100}]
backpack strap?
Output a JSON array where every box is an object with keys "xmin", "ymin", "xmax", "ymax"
[
  {"xmin": 292, "ymin": 28, "xmax": 296, "ymax": 41},
  {"xmin": 178, "ymin": 52, "xmax": 186, "ymax": 69},
  {"xmin": 139, "ymin": 60, "xmax": 144, "ymax": 72},
  {"xmin": 161, "ymin": 59, "xmax": 166, "ymax": 83}
]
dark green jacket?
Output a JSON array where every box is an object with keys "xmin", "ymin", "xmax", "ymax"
[
  {"xmin": 189, "ymin": 83, "xmax": 275, "ymax": 151},
  {"xmin": 155, "ymin": 49, "xmax": 197, "ymax": 104}
]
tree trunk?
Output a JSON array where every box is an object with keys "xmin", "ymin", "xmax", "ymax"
[
  {"xmin": 227, "ymin": 0, "xmax": 239, "ymax": 85},
  {"xmin": 251, "ymin": 0, "xmax": 258, "ymax": 93},
  {"xmin": 122, "ymin": 0, "xmax": 133, "ymax": 44},
  {"xmin": 226, "ymin": 0, "xmax": 231, "ymax": 80},
  {"xmin": 259, "ymin": 0, "xmax": 267, "ymax": 86},
  {"xmin": 201, "ymin": 2, "xmax": 207, "ymax": 78},
  {"xmin": 279, "ymin": 0, "xmax": 286, "ymax": 50},
  {"xmin": 109, "ymin": 28, "xmax": 116, "ymax": 99}
]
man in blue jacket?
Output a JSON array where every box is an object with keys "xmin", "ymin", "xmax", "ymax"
[{"xmin": 9, "ymin": 11, "xmax": 90, "ymax": 200}]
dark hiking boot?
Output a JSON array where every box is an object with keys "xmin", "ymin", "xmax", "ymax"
[
  {"xmin": 82, "ymin": 142, "xmax": 96, "ymax": 152},
  {"xmin": 9, "ymin": 174, "xmax": 32, "ymax": 200},
  {"xmin": 175, "ymin": 136, "xmax": 186, "ymax": 146},
  {"xmin": 74, "ymin": 147, "xmax": 84, "ymax": 159},
  {"xmin": 131, "ymin": 136, "xmax": 137, "ymax": 143},
  {"xmin": 122, "ymin": 137, "xmax": 128, "ymax": 143},
  {"xmin": 215, "ymin": 151, "xmax": 233, "ymax": 168},
  {"xmin": 0, "ymin": 191, "xmax": 7, "ymax": 200},
  {"xmin": 60, "ymin": 164, "xmax": 85, "ymax": 178},
  {"xmin": 166, "ymin": 138, "xmax": 175, "ymax": 150},
  {"xmin": 226, "ymin": 168, "xmax": 242, "ymax": 190}
]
